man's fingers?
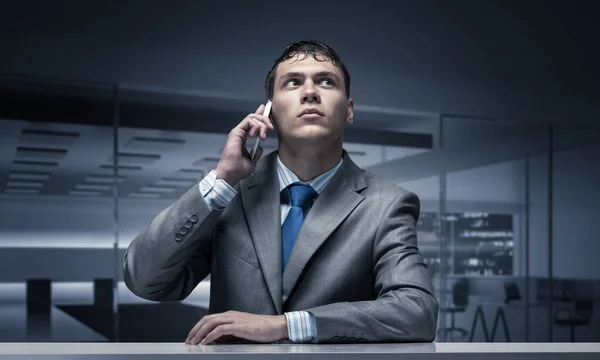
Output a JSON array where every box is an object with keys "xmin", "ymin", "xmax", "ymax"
[
  {"xmin": 230, "ymin": 122, "xmax": 260, "ymax": 148},
  {"xmin": 236, "ymin": 118, "xmax": 268, "ymax": 140},
  {"xmin": 248, "ymin": 114, "xmax": 275, "ymax": 130},
  {"xmin": 238, "ymin": 118, "xmax": 267, "ymax": 135},
  {"xmin": 192, "ymin": 318, "xmax": 222, "ymax": 344},
  {"xmin": 249, "ymin": 123, "xmax": 264, "ymax": 138},
  {"xmin": 254, "ymin": 104, "xmax": 265, "ymax": 115},
  {"xmin": 186, "ymin": 314, "xmax": 214, "ymax": 343},
  {"xmin": 192, "ymin": 317, "xmax": 234, "ymax": 345},
  {"xmin": 249, "ymin": 117, "xmax": 271, "ymax": 137},
  {"xmin": 201, "ymin": 324, "xmax": 238, "ymax": 345},
  {"xmin": 186, "ymin": 314, "xmax": 226, "ymax": 344}
]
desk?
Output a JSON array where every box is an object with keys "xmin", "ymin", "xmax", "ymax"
[{"xmin": 0, "ymin": 343, "xmax": 599, "ymax": 359}]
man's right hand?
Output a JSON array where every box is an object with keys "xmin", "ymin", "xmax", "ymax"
[{"xmin": 214, "ymin": 104, "xmax": 275, "ymax": 187}]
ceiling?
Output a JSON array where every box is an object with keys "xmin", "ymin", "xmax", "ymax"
[{"xmin": 1, "ymin": 0, "xmax": 598, "ymax": 128}]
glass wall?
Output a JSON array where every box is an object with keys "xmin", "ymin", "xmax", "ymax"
[
  {"xmin": 0, "ymin": 77, "xmax": 118, "ymax": 341},
  {"xmin": 435, "ymin": 117, "xmax": 551, "ymax": 342},
  {"xmin": 550, "ymin": 126, "xmax": 600, "ymax": 342},
  {"xmin": 1, "ymin": 76, "xmax": 598, "ymax": 343}
]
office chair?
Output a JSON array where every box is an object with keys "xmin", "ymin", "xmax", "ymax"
[
  {"xmin": 438, "ymin": 278, "xmax": 470, "ymax": 340},
  {"xmin": 504, "ymin": 281, "xmax": 521, "ymax": 304},
  {"xmin": 554, "ymin": 298, "xmax": 594, "ymax": 342}
]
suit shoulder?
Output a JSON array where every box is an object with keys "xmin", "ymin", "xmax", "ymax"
[{"xmin": 360, "ymin": 169, "xmax": 419, "ymax": 200}]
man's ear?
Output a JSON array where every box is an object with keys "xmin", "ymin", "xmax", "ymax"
[{"xmin": 346, "ymin": 98, "xmax": 354, "ymax": 124}]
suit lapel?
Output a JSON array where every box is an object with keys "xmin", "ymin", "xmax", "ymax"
[
  {"xmin": 282, "ymin": 152, "xmax": 367, "ymax": 303},
  {"xmin": 240, "ymin": 152, "xmax": 283, "ymax": 314}
]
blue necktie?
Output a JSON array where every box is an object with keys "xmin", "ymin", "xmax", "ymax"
[{"xmin": 281, "ymin": 184, "xmax": 317, "ymax": 270}]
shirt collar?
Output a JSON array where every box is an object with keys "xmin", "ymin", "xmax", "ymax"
[{"xmin": 276, "ymin": 154, "xmax": 343, "ymax": 194}]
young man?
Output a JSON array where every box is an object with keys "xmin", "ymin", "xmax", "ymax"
[{"xmin": 123, "ymin": 40, "xmax": 438, "ymax": 345}]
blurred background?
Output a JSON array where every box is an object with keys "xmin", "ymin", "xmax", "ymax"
[{"xmin": 0, "ymin": 0, "xmax": 598, "ymax": 343}]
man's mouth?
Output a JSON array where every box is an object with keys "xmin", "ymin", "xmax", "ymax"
[{"xmin": 298, "ymin": 108, "xmax": 325, "ymax": 117}]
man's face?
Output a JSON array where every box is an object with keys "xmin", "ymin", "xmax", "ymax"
[{"xmin": 270, "ymin": 54, "xmax": 353, "ymax": 146}]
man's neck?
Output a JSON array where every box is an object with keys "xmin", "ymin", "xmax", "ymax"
[{"xmin": 277, "ymin": 142, "xmax": 343, "ymax": 182}]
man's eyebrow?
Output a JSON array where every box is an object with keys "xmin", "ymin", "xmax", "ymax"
[
  {"xmin": 315, "ymin": 71, "xmax": 341, "ymax": 81},
  {"xmin": 279, "ymin": 71, "xmax": 341, "ymax": 82},
  {"xmin": 279, "ymin": 72, "xmax": 304, "ymax": 81}
]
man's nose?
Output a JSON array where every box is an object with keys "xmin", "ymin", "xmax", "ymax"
[{"xmin": 301, "ymin": 84, "xmax": 320, "ymax": 103}]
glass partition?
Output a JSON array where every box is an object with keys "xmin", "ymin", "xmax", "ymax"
[
  {"xmin": 3, "ymin": 76, "xmax": 597, "ymax": 344},
  {"xmin": 437, "ymin": 116, "xmax": 550, "ymax": 342},
  {"xmin": 0, "ymin": 77, "xmax": 118, "ymax": 341},
  {"xmin": 551, "ymin": 125, "xmax": 600, "ymax": 342}
]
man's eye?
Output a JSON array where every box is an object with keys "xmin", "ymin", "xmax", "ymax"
[
  {"xmin": 286, "ymin": 79, "xmax": 300, "ymax": 86},
  {"xmin": 320, "ymin": 78, "xmax": 334, "ymax": 86}
]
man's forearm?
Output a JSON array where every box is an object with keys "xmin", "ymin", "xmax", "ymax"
[
  {"xmin": 305, "ymin": 290, "xmax": 438, "ymax": 343},
  {"xmin": 123, "ymin": 184, "xmax": 219, "ymax": 301}
]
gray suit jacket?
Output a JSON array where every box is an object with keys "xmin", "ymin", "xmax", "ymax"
[{"xmin": 123, "ymin": 150, "xmax": 438, "ymax": 343}]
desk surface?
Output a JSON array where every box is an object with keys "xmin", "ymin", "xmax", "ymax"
[{"xmin": 0, "ymin": 342, "xmax": 599, "ymax": 356}]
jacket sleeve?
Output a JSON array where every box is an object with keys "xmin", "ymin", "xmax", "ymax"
[
  {"xmin": 123, "ymin": 184, "xmax": 224, "ymax": 302},
  {"xmin": 305, "ymin": 190, "xmax": 439, "ymax": 343}
]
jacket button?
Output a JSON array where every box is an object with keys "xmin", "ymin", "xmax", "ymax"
[
  {"xmin": 190, "ymin": 214, "xmax": 199, "ymax": 223},
  {"xmin": 175, "ymin": 233, "xmax": 183, "ymax": 241},
  {"xmin": 185, "ymin": 221, "xmax": 193, "ymax": 228},
  {"xmin": 180, "ymin": 227, "xmax": 188, "ymax": 235}
]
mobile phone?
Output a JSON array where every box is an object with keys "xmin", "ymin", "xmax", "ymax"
[{"xmin": 250, "ymin": 100, "xmax": 272, "ymax": 162}]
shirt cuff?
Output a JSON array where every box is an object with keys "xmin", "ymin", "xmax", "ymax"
[
  {"xmin": 284, "ymin": 311, "xmax": 316, "ymax": 343},
  {"xmin": 198, "ymin": 170, "xmax": 237, "ymax": 210}
]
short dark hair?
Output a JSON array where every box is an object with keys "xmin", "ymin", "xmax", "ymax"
[{"xmin": 264, "ymin": 40, "xmax": 351, "ymax": 100}]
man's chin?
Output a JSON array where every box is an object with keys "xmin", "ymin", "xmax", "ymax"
[
  {"xmin": 292, "ymin": 127, "xmax": 332, "ymax": 141},
  {"xmin": 290, "ymin": 133, "xmax": 331, "ymax": 144}
]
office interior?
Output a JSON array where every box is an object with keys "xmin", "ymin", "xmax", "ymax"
[{"xmin": 1, "ymin": 0, "xmax": 599, "ymax": 345}]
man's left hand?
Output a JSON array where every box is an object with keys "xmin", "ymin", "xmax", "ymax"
[{"xmin": 185, "ymin": 311, "xmax": 288, "ymax": 345}]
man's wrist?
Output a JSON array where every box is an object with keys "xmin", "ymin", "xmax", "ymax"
[
  {"xmin": 284, "ymin": 311, "xmax": 316, "ymax": 343},
  {"xmin": 276, "ymin": 315, "xmax": 289, "ymax": 340},
  {"xmin": 215, "ymin": 167, "xmax": 240, "ymax": 188}
]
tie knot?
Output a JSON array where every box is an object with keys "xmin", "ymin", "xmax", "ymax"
[{"xmin": 288, "ymin": 184, "xmax": 317, "ymax": 208}]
